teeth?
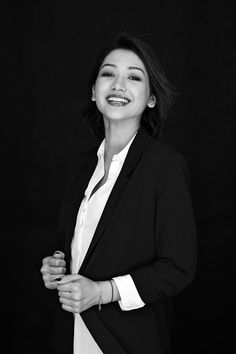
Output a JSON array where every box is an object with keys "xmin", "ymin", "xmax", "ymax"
[{"xmin": 107, "ymin": 97, "xmax": 129, "ymax": 103}]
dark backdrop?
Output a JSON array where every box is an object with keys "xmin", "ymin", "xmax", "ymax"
[{"xmin": 2, "ymin": 1, "xmax": 235, "ymax": 353}]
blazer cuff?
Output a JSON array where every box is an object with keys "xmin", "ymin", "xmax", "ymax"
[{"xmin": 112, "ymin": 274, "xmax": 145, "ymax": 311}]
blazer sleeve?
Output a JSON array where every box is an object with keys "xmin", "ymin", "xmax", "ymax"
[{"xmin": 130, "ymin": 152, "xmax": 197, "ymax": 304}]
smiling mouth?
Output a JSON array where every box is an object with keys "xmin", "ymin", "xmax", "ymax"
[{"xmin": 106, "ymin": 94, "xmax": 131, "ymax": 107}]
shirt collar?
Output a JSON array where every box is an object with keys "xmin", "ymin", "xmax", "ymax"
[{"xmin": 97, "ymin": 130, "xmax": 138, "ymax": 163}]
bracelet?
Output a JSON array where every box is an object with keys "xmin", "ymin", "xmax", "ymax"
[
  {"xmin": 109, "ymin": 279, "xmax": 114, "ymax": 303},
  {"xmin": 97, "ymin": 282, "xmax": 102, "ymax": 311},
  {"xmin": 98, "ymin": 295, "xmax": 102, "ymax": 311}
]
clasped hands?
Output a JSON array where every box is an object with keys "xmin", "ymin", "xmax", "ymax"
[{"xmin": 40, "ymin": 251, "xmax": 101, "ymax": 314}]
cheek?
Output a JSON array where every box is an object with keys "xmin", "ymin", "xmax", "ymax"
[
  {"xmin": 95, "ymin": 99, "xmax": 104, "ymax": 114},
  {"xmin": 94, "ymin": 83, "xmax": 105, "ymax": 106},
  {"xmin": 94, "ymin": 78, "xmax": 109, "ymax": 94},
  {"xmin": 135, "ymin": 88, "xmax": 150, "ymax": 108},
  {"xmin": 94, "ymin": 92, "xmax": 107, "ymax": 115},
  {"xmin": 94, "ymin": 81, "xmax": 100, "ymax": 97}
]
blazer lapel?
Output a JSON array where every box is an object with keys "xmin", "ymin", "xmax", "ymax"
[
  {"xmin": 64, "ymin": 153, "xmax": 98, "ymax": 260},
  {"xmin": 80, "ymin": 126, "xmax": 152, "ymax": 273}
]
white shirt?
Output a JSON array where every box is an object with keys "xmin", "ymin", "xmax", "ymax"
[{"xmin": 71, "ymin": 131, "xmax": 145, "ymax": 353}]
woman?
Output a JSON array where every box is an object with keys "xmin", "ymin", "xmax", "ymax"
[{"xmin": 41, "ymin": 34, "xmax": 197, "ymax": 354}]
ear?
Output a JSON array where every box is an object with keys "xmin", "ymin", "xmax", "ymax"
[
  {"xmin": 91, "ymin": 86, "xmax": 96, "ymax": 101},
  {"xmin": 147, "ymin": 95, "xmax": 156, "ymax": 108}
]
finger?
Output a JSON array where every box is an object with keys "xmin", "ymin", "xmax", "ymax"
[
  {"xmin": 58, "ymin": 291, "xmax": 72, "ymax": 299},
  {"xmin": 40, "ymin": 264, "xmax": 63, "ymax": 274},
  {"xmin": 53, "ymin": 274, "xmax": 65, "ymax": 281},
  {"xmin": 57, "ymin": 282, "xmax": 74, "ymax": 291},
  {"xmin": 53, "ymin": 251, "xmax": 65, "ymax": 259},
  {"xmin": 59, "ymin": 297, "xmax": 74, "ymax": 306},
  {"xmin": 42, "ymin": 257, "xmax": 66, "ymax": 268},
  {"xmin": 43, "ymin": 273, "xmax": 65, "ymax": 283},
  {"xmin": 45, "ymin": 282, "xmax": 58, "ymax": 290},
  {"xmin": 57, "ymin": 274, "xmax": 82, "ymax": 285},
  {"xmin": 40, "ymin": 264, "xmax": 47, "ymax": 274},
  {"xmin": 42, "ymin": 256, "xmax": 52, "ymax": 265},
  {"xmin": 44, "ymin": 277, "xmax": 62, "ymax": 289},
  {"xmin": 41, "ymin": 264, "xmax": 65, "ymax": 276},
  {"xmin": 61, "ymin": 304, "xmax": 74, "ymax": 313},
  {"xmin": 47, "ymin": 266, "xmax": 66, "ymax": 275},
  {"xmin": 48, "ymin": 258, "xmax": 66, "ymax": 267},
  {"xmin": 59, "ymin": 297, "xmax": 81, "ymax": 313}
]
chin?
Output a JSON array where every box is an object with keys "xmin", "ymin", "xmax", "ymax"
[{"xmin": 104, "ymin": 109, "xmax": 130, "ymax": 121}]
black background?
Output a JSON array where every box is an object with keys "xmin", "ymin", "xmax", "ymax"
[{"xmin": 2, "ymin": 1, "xmax": 236, "ymax": 353}]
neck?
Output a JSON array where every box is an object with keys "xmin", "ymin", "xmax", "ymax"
[{"xmin": 103, "ymin": 119, "xmax": 140, "ymax": 160}]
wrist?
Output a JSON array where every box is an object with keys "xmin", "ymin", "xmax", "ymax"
[
  {"xmin": 96, "ymin": 281, "xmax": 111, "ymax": 305},
  {"xmin": 110, "ymin": 279, "xmax": 121, "ymax": 302},
  {"xmin": 96, "ymin": 279, "xmax": 121, "ymax": 309}
]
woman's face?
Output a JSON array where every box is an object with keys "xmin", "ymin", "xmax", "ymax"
[{"xmin": 93, "ymin": 49, "xmax": 152, "ymax": 125}]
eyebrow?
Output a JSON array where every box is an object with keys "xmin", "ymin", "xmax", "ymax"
[{"xmin": 101, "ymin": 63, "xmax": 145, "ymax": 75}]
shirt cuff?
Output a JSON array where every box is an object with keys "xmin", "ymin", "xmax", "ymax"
[{"xmin": 112, "ymin": 274, "xmax": 145, "ymax": 311}]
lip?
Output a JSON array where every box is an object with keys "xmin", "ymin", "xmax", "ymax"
[{"xmin": 106, "ymin": 94, "xmax": 131, "ymax": 105}]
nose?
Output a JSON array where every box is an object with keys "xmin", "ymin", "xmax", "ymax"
[{"xmin": 111, "ymin": 75, "xmax": 127, "ymax": 92}]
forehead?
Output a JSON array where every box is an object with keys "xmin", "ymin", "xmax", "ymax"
[{"xmin": 101, "ymin": 49, "xmax": 146, "ymax": 72}]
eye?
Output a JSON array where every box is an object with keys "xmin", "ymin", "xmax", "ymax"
[
  {"xmin": 101, "ymin": 71, "xmax": 114, "ymax": 77},
  {"xmin": 128, "ymin": 75, "xmax": 141, "ymax": 81}
]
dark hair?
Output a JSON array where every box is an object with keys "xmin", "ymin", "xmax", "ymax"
[{"xmin": 83, "ymin": 34, "xmax": 175, "ymax": 139}]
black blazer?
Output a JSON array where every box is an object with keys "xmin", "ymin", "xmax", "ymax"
[{"xmin": 52, "ymin": 126, "xmax": 197, "ymax": 354}]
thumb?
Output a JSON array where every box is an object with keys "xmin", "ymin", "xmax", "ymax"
[
  {"xmin": 57, "ymin": 274, "xmax": 83, "ymax": 284},
  {"xmin": 53, "ymin": 250, "xmax": 65, "ymax": 259}
]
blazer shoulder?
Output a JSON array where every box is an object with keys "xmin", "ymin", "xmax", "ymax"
[
  {"xmin": 145, "ymin": 138, "xmax": 186, "ymax": 167},
  {"xmin": 144, "ymin": 139, "xmax": 192, "ymax": 195}
]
